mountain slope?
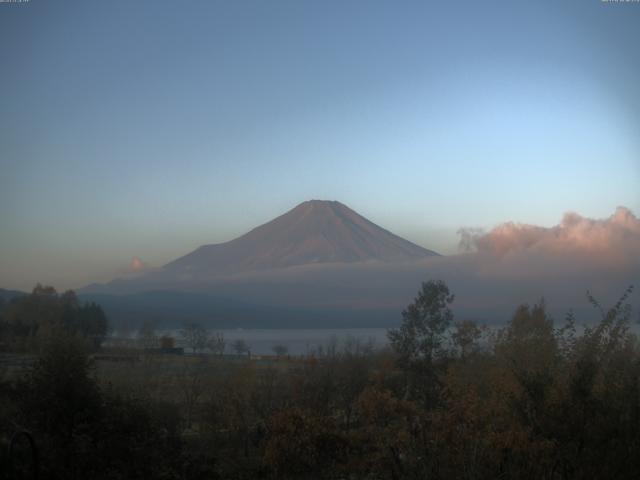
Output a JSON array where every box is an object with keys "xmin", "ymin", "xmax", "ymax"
[
  {"xmin": 164, "ymin": 200, "xmax": 438, "ymax": 275},
  {"xmin": 0, "ymin": 288, "xmax": 27, "ymax": 302}
]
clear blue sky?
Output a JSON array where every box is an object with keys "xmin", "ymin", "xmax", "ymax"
[{"xmin": 1, "ymin": 0, "xmax": 639, "ymax": 290}]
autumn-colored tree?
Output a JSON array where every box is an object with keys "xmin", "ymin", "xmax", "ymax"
[
  {"xmin": 263, "ymin": 407, "xmax": 347, "ymax": 479},
  {"xmin": 452, "ymin": 319, "xmax": 484, "ymax": 359},
  {"xmin": 349, "ymin": 386, "xmax": 423, "ymax": 479}
]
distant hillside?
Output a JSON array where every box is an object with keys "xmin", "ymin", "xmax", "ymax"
[{"xmin": 0, "ymin": 288, "xmax": 27, "ymax": 302}]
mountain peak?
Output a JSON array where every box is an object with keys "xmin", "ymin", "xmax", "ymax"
[
  {"xmin": 164, "ymin": 201, "xmax": 439, "ymax": 275},
  {"xmin": 298, "ymin": 199, "xmax": 341, "ymax": 206},
  {"xmin": 292, "ymin": 199, "xmax": 348, "ymax": 215}
]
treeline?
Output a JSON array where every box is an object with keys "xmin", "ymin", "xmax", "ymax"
[
  {"xmin": 0, "ymin": 281, "xmax": 639, "ymax": 479},
  {"xmin": 0, "ymin": 284, "xmax": 108, "ymax": 352}
]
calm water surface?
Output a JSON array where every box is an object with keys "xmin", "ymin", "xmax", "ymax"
[{"xmin": 163, "ymin": 328, "xmax": 391, "ymax": 356}]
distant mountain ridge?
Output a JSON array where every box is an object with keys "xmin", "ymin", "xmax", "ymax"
[
  {"xmin": 164, "ymin": 200, "xmax": 438, "ymax": 275},
  {"xmin": 0, "ymin": 288, "xmax": 27, "ymax": 302}
]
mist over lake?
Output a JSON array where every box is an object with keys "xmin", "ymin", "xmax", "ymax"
[{"xmin": 160, "ymin": 327, "xmax": 390, "ymax": 356}]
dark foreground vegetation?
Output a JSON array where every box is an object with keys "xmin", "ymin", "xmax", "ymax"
[{"xmin": 0, "ymin": 281, "xmax": 639, "ymax": 479}]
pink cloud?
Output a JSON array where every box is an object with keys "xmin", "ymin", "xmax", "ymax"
[
  {"xmin": 460, "ymin": 207, "xmax": 640, "ymax": 267},
  {"xmin": 130, "ymin": 256, "xmax": 149, "ymax": 272}
]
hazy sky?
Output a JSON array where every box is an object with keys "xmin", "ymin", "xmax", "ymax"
[{"xmin": 1, "ymin": 0, "xmax": 639, "ymax": 291}]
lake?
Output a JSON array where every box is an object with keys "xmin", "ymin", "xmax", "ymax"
[{"xmin": 161, "ymin": 327, "xmax": 391, "ymax": 356}]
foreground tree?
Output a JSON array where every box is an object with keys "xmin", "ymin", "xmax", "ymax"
[
  {"xmin": 387, "ymin": 279, "xmax": 454, "ymax": 405},
  {"xmin": 178, "ymin": 357, "xmax": 208, "ymax": 429},
  {"xmin": 388, "ymin": 280, "xmax": 454, "ymax": 367},
  {"xmin": 11, "ymin": 333, "xmax": 185, "ymax": 479},
  {"xmin": 452, "ymin": 319, "xmax": 484, "ymax": 359},
  {"xmin": 263, "ymin": 408, "xmax": 347, "ymax": 478}
]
